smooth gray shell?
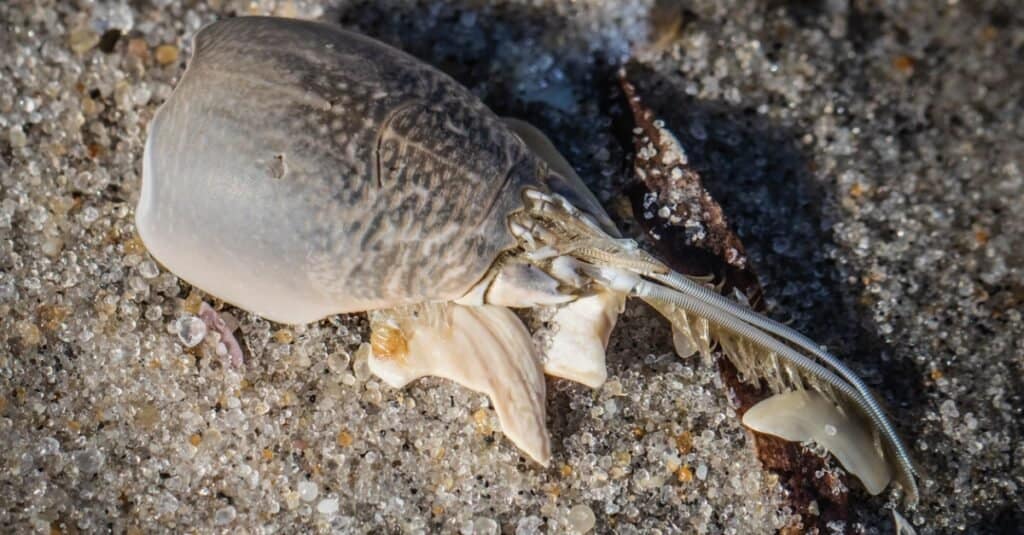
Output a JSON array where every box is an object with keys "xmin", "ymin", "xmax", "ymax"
[{"xmin": 138, "ymin": 17, "xmax": 555, "ymax": 324}]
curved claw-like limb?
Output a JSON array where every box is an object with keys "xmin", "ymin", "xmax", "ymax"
[
  {"xmin": 542, "ymin": 289, "xmax": 625, "ymax": 388},
  {"xmin": 634, "ymin": 278, "xmax": 919, "ymax": 503},
  {"xmin": 486, "ymin": 261, "xmax": 575, "ymax": 307},
  {"xmin": 743, "ymin": 390, "xmax": 893, "ymax": 495},
  {"xmin": 455, "ymin": 259, "xmax": 575, "ymax": 307},
  {"xmin": 367, "ymin": 304, "xmax": 551, "ymax": 466}
]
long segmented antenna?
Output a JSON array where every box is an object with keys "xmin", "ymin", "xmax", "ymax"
[
  {"xmin": 631, "ymin": 279, "xmax": 919, "ymax": 504},
  {"xmin": 519, "ymin": 187, "xmax": 919, "ymax": 504}
]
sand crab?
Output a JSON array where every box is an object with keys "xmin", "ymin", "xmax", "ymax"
[{"xmin": 136, "ymin": 16, "xmax": 918, "ymax": 503}]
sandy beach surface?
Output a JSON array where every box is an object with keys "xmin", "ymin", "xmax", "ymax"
[{"xmin": 1, "ymin": 1, "xmax": 1021, "ymax": 533}]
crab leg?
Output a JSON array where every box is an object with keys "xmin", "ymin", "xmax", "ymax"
[
  {"xmin": 741, "ymin": 390, "xmax": 893, "ymax": 495},
  {"xmin": 630, "ymin": 278, "xmax": 918, "ymax": 503},
  {"xmin": 542, "ymin": 289, "xmax": 625, "ymax": 388},
  {"xmin": 366, "ymin": 304, "xmax": 551, "ymax": 465},
  {"xmin": 649, "ymin": 269, "xmax": 919, "ymax": 482}
]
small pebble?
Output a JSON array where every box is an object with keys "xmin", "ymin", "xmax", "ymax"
[
  {"xmin": 695, "ymin": 464, "xmax": 708, "ymax": 481},
  {"xmin": 213, "ymin": 506, "xmax": 236, "ymax": 525},
  {"xmin": 69, "ymin": 27, "xmax": 100, "ymax": 54},
  {"xmin": 174, "ymin": 316, "xmax": 206, "ymax": 347},
  {"xmin": 297, "ymin": 481, "xmax": 318, "ymax": 502},
  {"xmin": 74, "ymin": 448, "xmax": 105, "ymax": 474},
  {"xmin": 352, "ymin": 343, "xmax": 372, "ymax": 381},
  {"xmin": 317, "ymin": 497, "xmax": 339, "ymax": 515},
  {"xmin": 138, "ymin": 260, "xmax": 160, "ymax": 279},
  {"xmin": 515, "ymin": 516, "xmax": 544, "ymax": 535},
  {"xmin": 155, "ymin": 44, "xmax": 179, "ymax": 65},
  {"xmin": 473, "ymin": 518, "xmax": 499, "ymax": 535},
  {"xmin": 8, "ymin": 126, "xmax": 27, "ymax": 148},
  {"xmin": 567, "ymin": 504, "xmax": 596, "ymax": 533},
  {"xmin": 127, "ymin": 37, "xmax": 149, "ymax": 58}
]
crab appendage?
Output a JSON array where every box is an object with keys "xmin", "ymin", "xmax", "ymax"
[
  {"xmin": 513, "ymin": 186, "xmax": 919, "ymax": 504},
  {"xmin": 742, "ymin": 390, "xmax": 893, "ymax": 495},
  {"xmin": 640, "ymin": 272, "xmax": 920, "ymax": 503},
  {"xmin": 366, "ymin": 303, "xmax": 551, "ymax": 466},
  {"xmin": 541, "ymin": 289, "xmax": 625, "ymax": 388}
]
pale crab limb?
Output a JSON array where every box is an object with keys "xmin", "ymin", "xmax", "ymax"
[
  {"xmin": 670, "ymin": 326, "xmax": 700, "ymax": 359},
  {"xmin": 629, "ymin": 279, "xmax": 919, "ymax": 504},
  {"xmin": 199, "ymin": 301, "xmax": 244, "ymax": 366},
  {"xmin": 367, "ymin": 304, "xmax": 551, "ymax": 466},
  {"xmin": 644, "ymin": 298, "xmax": 712, "ymax": 362},
  {"xmin": 485, "ymin": 261, "xmax": 575, "ymax": 307},
  {"xmin": 649, "ymin": 270, "xmax": 920, "ymax": 492},
  {"xmin": 455, "ymin": 260, "xmax": 574, "ymax": 307},
  {"xmin": 542, "ymin": 290, "xmax": 625, "ymax": 388},
  {"xmin": 742, "ymin": 390, "xmax": 893, "ymax": 495}
]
